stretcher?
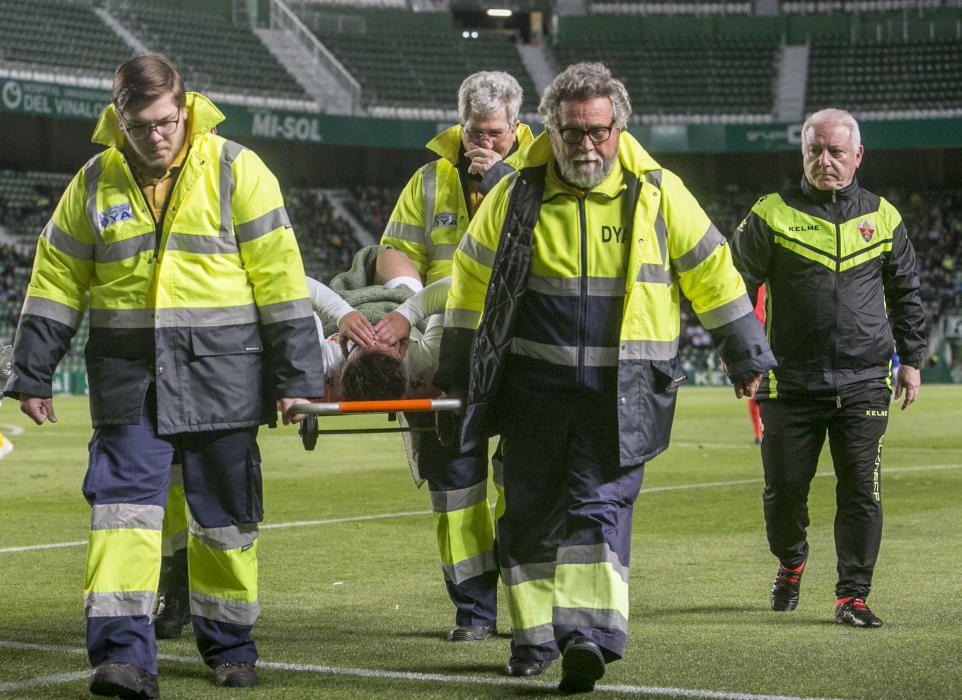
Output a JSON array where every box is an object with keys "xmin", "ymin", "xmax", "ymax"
[{"xmin": 289, "ymin": 398, "xmax": 463, "ymax": 451}]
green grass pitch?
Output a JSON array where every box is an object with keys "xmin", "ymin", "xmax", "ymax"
[{"xmin": 1, "ymin": 386, "xmax": 960, "ymax": 699}]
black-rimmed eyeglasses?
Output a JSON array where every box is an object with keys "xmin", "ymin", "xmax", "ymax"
[
  {"xmin": 122, "ymin": 110, "xmax": 181, "ymax": 140},
  {"xmin": 557, "ymin": 123, "xmax": 616, "ymax": 145}
]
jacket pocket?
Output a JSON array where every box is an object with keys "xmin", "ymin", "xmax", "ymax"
[
  {"xmin": 86, "ymin": 356, "xmax": 151, "ymax": 425},
  {"xmin": 619, "ymin": 357, "xmax": 686, "ymax": 465},
  {"xmin": 183, "ymin": 325, "xmax": 263, "ymax": 426},
  {"xmin": 189, "ymin": 325, "xmax": 263, "ymax": 358}
]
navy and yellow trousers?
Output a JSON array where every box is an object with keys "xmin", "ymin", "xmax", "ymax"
[
  {"xmin": 83, "ymin": 399, "xmax": 262, "ymax": 674},
  {"xmin": 496, "ymin": 380, "xmax": 645, "ymax": 663},
  {"xmin": 408, "ymin": 414, "xmax": 499, "ymax": 627}
]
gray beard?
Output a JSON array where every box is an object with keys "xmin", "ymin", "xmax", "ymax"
[{"xmin": 556, "ymin": 153, "xmax": 614, "ymax": 190}]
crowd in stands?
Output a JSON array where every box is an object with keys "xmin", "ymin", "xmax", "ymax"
[
  {"xmin": 347, "ymin": 185, "xmax": 397, "ymax": 241},
  {"xmin": 286, "ymin": 188, "xmax": 361, "ymax": 282},
  {"xmin": 891, "ymin": 190, "xmax": 962, "ymax": 326},
  {"xmin": 2, "ymin": 175, "xmax": 960, "ymax": 370}
]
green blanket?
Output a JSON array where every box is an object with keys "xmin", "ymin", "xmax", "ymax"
[{"xmin": 324, "ymin": 245, "xmax": 422, "ymax": 338}]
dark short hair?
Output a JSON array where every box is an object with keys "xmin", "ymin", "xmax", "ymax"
[
  {"xmin": 339, "ymin": 347, "xmax": 409, "ymax": 401},
  {"xmin": 113, "ymin": 53, "xmax": 185, "ymax": 113}
]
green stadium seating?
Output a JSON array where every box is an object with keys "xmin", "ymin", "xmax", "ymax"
[
  {"xmin": 0, "ymin": 0, "xmax": 132, "ymax": 75},
  {"xmin": 549, "ymin": 33, "xmax": 779, "ymax": 118},
  {"xmin": 807, "ymin": 38, "xmax": 962, "ymax": 115},
  {"xmin": 108, "ymin": 4, "xmax": 310, "ymax": 101},
  {"xmin": 306, "ymin": 19, "xmax": 540, "ymax": 114}
]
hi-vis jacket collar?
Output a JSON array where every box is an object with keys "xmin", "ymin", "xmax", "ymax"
[
  {"xmin": 91, "ymin": 92, "xmax": 225, "ymax": 149},
  {"xmin": 426, "ymin": 123, "xmax": 535, "ymax": 163},
  {"xmin": 800, "ymin": 175, "xmax": 861, "ymax": 203}
]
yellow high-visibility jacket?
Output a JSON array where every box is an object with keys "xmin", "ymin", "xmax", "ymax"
[
  {"xmin": 436, "ymin": 131, "xmax": 775, "ymax": 465},
  {"xmin": 5, "ymin": 92, "xmax": 325, "ymax": 433},
  {"xmin": 379, "ymin": 123, "xmax": 534, "ymax": 284}
]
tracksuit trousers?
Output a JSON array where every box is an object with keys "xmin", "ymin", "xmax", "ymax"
[
  {"xmin": 497, "ymin": 387, "xmax": 645, "ymax": 663},
  {"xmin": 758, "ymin": 386, "xmax": 890, "ymax": 599},
  {"xmin": 82, "ymin": 401, "xmax": 262, "ymax": 674}
]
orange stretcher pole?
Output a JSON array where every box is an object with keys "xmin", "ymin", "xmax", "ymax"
[{"xmin": 290, "ymin": 398, "xmax": 462, "ymax": 416}]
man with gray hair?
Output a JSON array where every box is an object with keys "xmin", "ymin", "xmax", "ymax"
[
  {"xmin": 436, "ymin": 62, "xmax": 773, "ymax": 692},
  {"xmin": 731, "ymin": 108, "xmax": 926, "ymax": 628},
  {"xmin": 378, "ymin": 71, "xmax": 534, "ymax": 643}
]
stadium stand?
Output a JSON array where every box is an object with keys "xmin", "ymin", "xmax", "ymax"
[
  {"xmin": 287, "ymin": 187, "xmax": 363, "ymax": 283},
  {"xmin": 807, "ymin": 38, "xmax": 962, "ymax": 117},
  {"xmin": 348, "ymin": 185, "xmax": 396, "ymax": 240},
  {"xmin": 107, "ymin": 2, "xmax": 312, "ymax": 102},
  {"xmin": 549, "ymin": 32, "xmax": 779, "ymax": 121},
  {"xmin": 0, "ymin": 0, "xmax": 132, "ymax": 77},
  {"xmin": 588, "ymin": 0, "xmax": 752, "ymax": 15},
  {"xmin": 780, "ymin": 0, "xmax": 945, "ymax": 13},
  {"xmin": 291, "ymin": 6, "xmax": 540, "ymax": 116}
]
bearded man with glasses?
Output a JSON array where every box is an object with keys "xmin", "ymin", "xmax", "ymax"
[
  {"xmin": 4, "ymin": 53, "xmax": 325, "ymax": 697},
  {"xmin": 436, "ymin": 62, "xmax": 774, "ymax": 693}
]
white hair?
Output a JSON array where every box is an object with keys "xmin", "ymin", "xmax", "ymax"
[
  {"xmin": 802, "ymin": 108, "xmax": 861, "ymax": 151},
  {"xmin": 458, "ymin": 71, "xmax": 523, "ymax": 126},
  {"xmin": 539, "ymin": 62, "xmax": 631, "ymax": 132}
]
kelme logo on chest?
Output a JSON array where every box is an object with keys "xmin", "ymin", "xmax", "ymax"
[
  {"xmin": 98, "ymin": 202, "xmax": 133, "ymax": 230},
  {"xmin": 601, "ymin": 225, "xmax": 629, "ymax": 243}
]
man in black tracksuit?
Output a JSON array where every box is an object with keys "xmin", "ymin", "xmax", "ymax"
[{"xmin": 731, "ymin": 108, "xmax": 926, "ymax": 628}]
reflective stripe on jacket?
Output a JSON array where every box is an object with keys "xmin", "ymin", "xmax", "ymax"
[
  {"xmin": 380, "ymin": 123, "xmax": 534, "ymax": 284},
  {"xmin": 6, "ymin": 92, "xmax": 325, "ymax": 432},
  {"xmin": 731, "ymin": 177, "xmax": 926, "ymax": 399},
  {"xmin": 436, "ymin": 131, "xmax": 775, "ymax": 465}
]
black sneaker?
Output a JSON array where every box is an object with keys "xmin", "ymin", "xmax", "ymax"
[
  {"xmin": 835, "ymin": 597, "xmax": 883, "ymax": 628},
  {"xmin": 90, "ymin": 663, "xmax": 160, "ymax": 699},
  {"xmin": 558, "ymin": 635, "xmax": 606, "ymax": 695},
  {"xmin": 213, "ymin": 662, "xmax": 259, "ymax": 688},
  {"xmin": 770, "ymin": 560, "xmax": 805, "ymax": 612},
  {"xmin": 447, "ymin": 624, "xmax": 496, "ymax": 642},
  {"xmin": 152, "ymin": 591, "xmax": 191, "ymax": 639}
]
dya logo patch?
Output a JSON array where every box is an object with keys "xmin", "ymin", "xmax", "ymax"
[
  {"xmin": 433, "ymin": 212, "xmax": 457, "ymax": 228},
  {"xmin": 98, "ymin": 202, "xmax": 133, "ymax": 230}
]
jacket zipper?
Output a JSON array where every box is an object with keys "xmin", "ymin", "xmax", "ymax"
[
  {"xmin": 578, "ymin": 197, "xmax": 588, "ymax": 386},
  {"xmin": 832, "ymin": 190, "xmax": 841, "ymax": 408}
]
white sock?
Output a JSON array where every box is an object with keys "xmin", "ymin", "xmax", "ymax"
[{"xmin": 384, "ymin": 276, "xmax": 423, "ymax": 293}]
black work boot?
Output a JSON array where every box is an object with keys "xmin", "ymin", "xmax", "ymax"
[{"xmin": 90, "ymin": 663, "xmax": 159, "ymax": 699}]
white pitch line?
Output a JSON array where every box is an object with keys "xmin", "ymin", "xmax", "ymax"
[
  {"xmin": 0, "ymin": 640, "xmax": 844, "ymax": 700},
  {"xmin": 0, "ymin": 670, "xmax": 90, "ymax": 694},
  {"xmin": 2, "ymin": 463, "xmax": 959, "ymax": 555},
  {"xmin": 0, "ymin": 424, "xmax": 24, "ymax": 436},
  {"xmin": 262, "ymin": 509, "xmax": 431, "ymax": 530},
  {"xmin": 0, "ymin": 540, "xmax": 87, "ymax": 554}
]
